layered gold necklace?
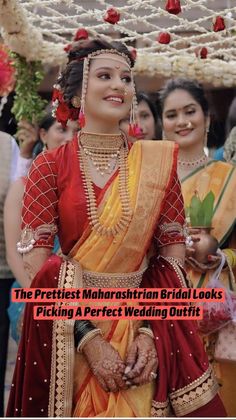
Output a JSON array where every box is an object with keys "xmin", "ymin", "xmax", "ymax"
[
  {"xmin": 80, "ymin": 132, "xmax": 122, "ymax": 176},
  {"xmin": 78, "ymin": 131, "xmax": 133, "ymax": 237}
]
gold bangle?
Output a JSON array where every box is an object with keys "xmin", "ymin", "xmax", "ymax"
[
  {"xmin": 77, "ymin": 328, "xmax": 102, "ymax": 353},
  {"xmin": 138, "ymin": 327, "xmax": 154, "ymax": 339}
]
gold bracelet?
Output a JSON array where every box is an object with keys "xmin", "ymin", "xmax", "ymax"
[
  {"xmin": 138, "ymin": 327, "xmax": 154, "ymax": 339},
  {"xmin": 77, "ymin": 328, "xmax": 102, "ymax": 353}
]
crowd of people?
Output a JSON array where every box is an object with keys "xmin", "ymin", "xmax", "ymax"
[{"xmin": 0, "ymin": 35, "xmax": 235, "ymax": 418}]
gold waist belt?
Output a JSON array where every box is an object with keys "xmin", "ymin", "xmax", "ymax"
[{"xmin": 82, "ymin": 267, "xmax": 147, "ymax": 288}]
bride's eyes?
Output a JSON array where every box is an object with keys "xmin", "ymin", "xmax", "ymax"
[
  {"xmin": 98, "ymin": 73, "xmax": 110, "ymax": 80},
  {"xmin": 97, "ymin": 73, "xmax": 131, "ymax": 83},
  {"xmin": 121, "ymin": 75, "xmax": 131, "ymax": 83}
]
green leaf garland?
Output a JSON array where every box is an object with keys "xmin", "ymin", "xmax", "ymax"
[{"xmin": 11, "ymin": 52, "xmax": 47, "ymax": 123}]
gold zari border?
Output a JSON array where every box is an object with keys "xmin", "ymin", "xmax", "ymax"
[
  {"xmin": 169, "ymin": 367, "xmax": 219, "ymax": 416},
  {"xmin": 161, "ymin": 256, "xmax": 187, "ymax": 288},
  {"xmin": 82, "ymin": 266, "xmax": 147, "ymax": 287},
  {"xmin": 48, "ymin": 260, "xmax": 82, "ymax": 417},
  {"xmin": 151, "ymin": 399, "xmax": 172, "ymax": 417}
]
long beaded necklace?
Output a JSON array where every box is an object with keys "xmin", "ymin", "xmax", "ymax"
[{"xmin": 78, "ymin": 131, "xmax": 133, "ymax": 237}]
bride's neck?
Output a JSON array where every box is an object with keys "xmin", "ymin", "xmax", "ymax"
[{"xmin": 84, "ymin": 119, "xmax": 120, "ymax": 135}]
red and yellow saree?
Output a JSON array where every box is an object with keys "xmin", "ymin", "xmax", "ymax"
[{"xmin": 7, "ymin": 137, "xmax": 224, "ymax": 417}]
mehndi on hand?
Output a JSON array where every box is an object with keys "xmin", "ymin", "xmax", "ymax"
[
  {"xmin": 124, "ymin": 333, "xmax": 158, "ymax": 386},
  {"xmin": 82, "ymin": 334, "xmax": 127, "ymax": 393}
]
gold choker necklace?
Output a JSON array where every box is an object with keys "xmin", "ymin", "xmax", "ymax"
[
  {"xmin": 80, "ymin": 132, "xmax": 123, "ymax": 176},
  {"xmin": 78, "ymin": 132, "xmax": 133, "ymax": 237},
  {"xmin": 178, "ymin": 153, "xmax": 208, "ymax": 168}
]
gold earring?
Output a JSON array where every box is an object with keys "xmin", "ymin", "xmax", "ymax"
[{"xmin": 71, "ymin": 96, "xmax": 81, "ymax": 108}]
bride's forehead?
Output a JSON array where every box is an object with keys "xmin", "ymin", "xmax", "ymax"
[{"xmin": 89, "ymin": 53, "xmax": 130, "ymax": 70}]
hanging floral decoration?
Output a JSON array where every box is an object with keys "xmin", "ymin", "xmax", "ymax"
[
  {"xmin": 1, "ymin": 0, "xmax": 236, "ymax": 88},
  {"xmin": 64, "ymin": 28, "xmax": 89, "ymax": 56},
  {"xmin": 64, "ymin": 44, "xmax": 72, "ymax": 53},
  {"xmin": 157, "ymin": 32, "xmax": 171, "ymax": 44},
  {"xmin": 213, "ymin": 16, "xmax": 225, "ymax": 32},
  {"xmin": 165, "ymin": 0, "xmax": 181, "ymax": 15},
  {"xmin": 0, "ymin": 44, "xmax": 15, "ymax": 96},
  {"xmin": 73, "ymin": 28, "xmax": 89, "ymax": 41},
  {"xmin": 104, "ymin": 8, "xmax": 120, "ymax": 24},
  {"xmin": 200, "ymin": 47, "xmax": 208, "ymax": 59},
  {"xmin": 195, "ymin": 46, "xmax": 208, "ymax": 59},
  {"xmin": 11, "ymin": 53, "xmax": 47, "ymax": 123}
]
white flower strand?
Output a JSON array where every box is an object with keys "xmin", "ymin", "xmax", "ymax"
[{"xmin": 0, "ymin": 0, "xmax": 236, "ymax": 87}]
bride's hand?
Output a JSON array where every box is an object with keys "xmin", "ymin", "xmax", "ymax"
[
  {"xmin": 186, "ymin": 255, "xmax": 222, "ymax": 273},
  {"xmin": 82, "ymin": 334, "xmax": 127, "ymax": 393},
  {"xmin": 186, "ymin": 229, "xmax": 201, "ymax": 258},
  {"xmin": 124, "ymin": 333, "xmax": 158, "ymax": 386}
]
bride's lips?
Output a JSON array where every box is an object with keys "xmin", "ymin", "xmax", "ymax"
[{"xmin": 104, "ymin": 95, "xmax": 124, "ymax": 105}]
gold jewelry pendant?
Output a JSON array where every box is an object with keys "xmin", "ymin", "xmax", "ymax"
[{"xmin": 71, "ymin": 96, "xmax": 81, "ymax": 108}]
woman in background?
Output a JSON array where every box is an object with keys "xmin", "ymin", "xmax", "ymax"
[
  {"xmin": 160, "ymin": 77, "xmax": 236, "ymax": 416},
  {"xmin": 213, "ymin": 96, "xmax": 236, "ymax": 163}
]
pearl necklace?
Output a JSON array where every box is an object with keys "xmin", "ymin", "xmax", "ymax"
[
  {"xmin": 178, "ymin": 153, "xmax": 208, "ymax": 168},
  {"xmin": 78, "ymin": 132, "xmax": 133, "ymax": 237}
]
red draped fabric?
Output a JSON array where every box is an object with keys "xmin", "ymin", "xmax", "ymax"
[
  {"xmin": 141, "ymin": 257, "xmax": 226, "ymax": 417},
  {"xmin": 7, "ymin": 137, "xmax": 226, "ymax": 417},
  {"xmin": 7, "ymin": 255, "xmax": 61, "ymax": 417}
]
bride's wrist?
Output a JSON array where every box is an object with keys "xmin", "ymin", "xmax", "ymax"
[{"xmin": 74, "ymin": 319, "xmax": 101, "ymax": 350}]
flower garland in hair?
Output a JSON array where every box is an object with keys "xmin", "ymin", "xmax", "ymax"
[
  {"xmin": 52, "ymin": 27, "xmax": 90, "ymax": 127},
  {"xmin": 52, "ymin": 84, "xmax": 79, "ymax": 128},
  {"xmin": 11, "ymin": 53, "xmax": 47, "ymax": 123}
]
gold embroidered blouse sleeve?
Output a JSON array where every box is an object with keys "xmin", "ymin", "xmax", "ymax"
[
  {"xmin": 155, "ymin": 169, "xmax": 186, "ymax": 265},
  {"xmin": 18, "ymin": 152, "xmax": 59, "ymax": 280}
]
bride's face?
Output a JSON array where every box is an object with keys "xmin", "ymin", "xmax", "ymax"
[{"xmin": 84, "ymin": 53, "xmax": 133, "ymax": 124}]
